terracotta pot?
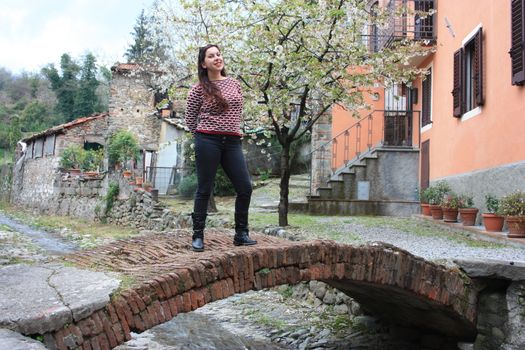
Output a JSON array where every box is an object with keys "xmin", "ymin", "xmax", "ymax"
[
  {"xmin": 123, "ymin": 170, "xmax": 132, "ymax": 178},
  {"xmin": 482, "ymin": 213, "xmax": 504, "ymax": 232},
  {"xmin": 135, "ymin": 177, "xmax": 143, "ymax": 185},
  {"xmin": 429, "ymin": 204, "xmax": 443, "ymax": 220},
  {"xmin": 506, "ymin": 216, "xmax": 525, "ymax": 238},
  {"xmin": 459, "ymin": 208, "xmax": 479, "ymax": 226},
  {"xmin": 442, "ymin": 208, "xmax": 458, "ymax": 222},
  {"xmin": 68, "ymin": 168, "xmax": 81, "ymax": 175},
  {"xmin": 421, "ymin": 203, "xmax": 431, "ymax": 216}
]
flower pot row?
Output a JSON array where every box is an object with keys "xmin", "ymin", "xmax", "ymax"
[
  {"xmin": 421, "ymin": 203, "xmax": 525, "ymax": 238},
  {"xmin": 425, "ymin": 204, "xmax": 479, "ymax": 225}
]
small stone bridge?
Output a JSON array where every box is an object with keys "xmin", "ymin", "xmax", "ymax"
[{"xmin": 48, "ymin": 231, "xmax": 478, "ymax": 349}]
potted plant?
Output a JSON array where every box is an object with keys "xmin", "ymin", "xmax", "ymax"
[
  {"xmin": 60, "ymin": 145, "xmax": 103, "ymax": 175},
  {"xmin": 108, "ymin": 130, "xmax": 140, "ymax": 176},
  {"xmin": 498, "ymin": 190, "xmax": 525, "ymax": 238},
  {"xmin": 142, "ymin": 181, "xmax": 153, "ymax": 192},
  {"xmin": 419, "ymin": 187, "xmax": 431, "ymax": 216},
  {"xmin": 427, "ymin": 181, "xmax": 450, "ymax": 220},
  {"xmin": 482, "ymin": 194, "xmax": 504, "ymax": 232},
  {"xmin": 458, "ymin": 194, "xmax": 478, "ymax": 226},
  {"xmin": 440, "ymin": 192, "xmax": 460, "ymax": 222}
]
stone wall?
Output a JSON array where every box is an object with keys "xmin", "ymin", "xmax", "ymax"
[
  {"xmin": 105, "ymin": 184, "xmax": 191, "ymax": 231},
  {"xmin": 0, "ymin": 164, "xmax": 12, "ymax": 202},
  {"xmin": 473, "ymin": 281, "xmax": 525, "ymax": 350},
  {"xmin": 108, "ymin": 71, "xmax": 161, "ymax": 151},
  {"xmin": 310, "ymin": 111, "xmax": 332, "ymax": 193},
  {"xmin": 431, "ymin": 160, "xmax": 525, "ymax": 224}
]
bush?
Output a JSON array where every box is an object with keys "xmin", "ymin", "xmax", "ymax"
[
  {"xmin": 178, "ymin": 174, "xmax": 197, "ymax": 198},
  {"xmin": 426, "ymin": 181, "xmax": 451, "ymax": 205},
  {"xmin": 440, "ymin": 192, "xmax": 460, "ymax": 209},
  {"xmin": 214, "ymin": 167, "xmax": 236, "ymax": 196},
  {"xmin": 107, "ymin": 130, "xmax": 140, "ymax": 169},
  {"xmin": 485, "ymin": 194, "xmax": 500, "ymax": 214},
  {"xmin": 59, "ymin": 145, "xmax": 103, "ymax": 171},
  {"xmin": 498, "ymin": 191, "xmax": 525, "ymax": 216}
]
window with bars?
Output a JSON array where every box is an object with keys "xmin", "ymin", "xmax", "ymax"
[
  {"xmin": 421, "ymin": 68, "xmax": 432, "ymax": 127},
  {"xmin": 452, "ymin": 28, "xmax": 484, "ymax": 117},
  {"xmin": 511, "ymin": 0, "xmax": 525, "ymax": 85}
]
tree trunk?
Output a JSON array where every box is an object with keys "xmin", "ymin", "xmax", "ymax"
[
  {"xmin": 278, "ymin": 143, "xmax": 291, "ymax": 226},
  {"xmin": 208, "ymin": 192, "xmax": 218, "ymax": 213}
]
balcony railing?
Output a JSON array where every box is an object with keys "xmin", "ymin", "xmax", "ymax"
[
  {"xmin": 309, "ymin": 109, "xmax": 421, "ymax": 194},
  {"xmin": 365, "ymin": 0, "xmax": 436, "ymax": 52}
]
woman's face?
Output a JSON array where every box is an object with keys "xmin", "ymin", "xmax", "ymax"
[{"xmin": 201, "ymin": 46, "xmax": 224, "ymax": 74}]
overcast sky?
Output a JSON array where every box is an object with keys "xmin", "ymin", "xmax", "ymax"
[{"xmin": 0, "ymin": 0, "xmax": 154, "ymax": 74}]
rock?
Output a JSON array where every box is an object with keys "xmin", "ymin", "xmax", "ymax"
[
  {"xmin": 333, "ymin": 304, "xmax": 349, "ymax": 314},
  {"xmin": 312, "ymin": 283, "xmax": 327, "ymax": 300},
  {"xmin": 335, "ymin": 292, "xmax": 351, "ymax": 304},
  {"xmin": 322, "ymin": 290, "xmax": 336, "ymax": 304},
  {"xmin": 0, "ymin": 329, "xmax": 47, "ymax": 350},
  {"xmin": 0, "ymin": 264, "xmax": 120, "ymax": 334},
  {"xmin": 454, "ymin": 259, "xmax": 525, "ymax": 281}
]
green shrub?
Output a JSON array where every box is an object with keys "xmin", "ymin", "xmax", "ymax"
[
  {"xmin": 214, "ymin": 167, "xmax": 236, "ymax": 196},
  {"xmin": 178, "ymin": 174, "xmax": 197, "ymax": 198},
  {"xmin": 485, "ymin": 194, "xmax": 500, "ymax": 214},
  {"xmin": 426, "ymin": 181, "xmax": 451, "ymax": 205},
  {"xmin": 107, "ymin": 130, "xmax": 140, "ymax": 169},
  {"xmin": 59, "ymin": 145, "xmax": 103, "ymax": 171},
  {"xmin": 498, "ymin": 191, "xmax": 525, "ymax": 216},
  {"xmin": 103, "ymin": 182, "xmax": 120, "ymax": 218}
]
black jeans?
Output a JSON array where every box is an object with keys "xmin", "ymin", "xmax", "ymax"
[{"xmin": 193, "ymin": 132, "xmax": 252, "ymax": 216}]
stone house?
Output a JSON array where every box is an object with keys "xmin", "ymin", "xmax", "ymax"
[{"xmin": 10, "ymin": 63, "xmax": 187, "ymax": 216}]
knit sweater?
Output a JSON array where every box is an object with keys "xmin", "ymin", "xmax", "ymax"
[{"xmin": 185, "ymin": 77, "xmax": 244, "ymax": 136}]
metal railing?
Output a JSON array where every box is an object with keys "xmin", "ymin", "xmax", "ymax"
[
  {"xmin": 145, "ymin": 166, "xmax": 192, "ymax": 195},
  {"xmin": 309, "ymin": 109, "xmax": 420, "ymax": 195},
  {"xmin": 364, "ymin": 0, "xmax": 435, "ymax": 52}
]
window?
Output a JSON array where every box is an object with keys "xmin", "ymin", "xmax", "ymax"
[
  {"xmin": 452, "ymin": 28, "xmax": 484, "ymax": 117},
  {"xmin": 44, "ymin": 135, "xmax": 55, "ymax": 156},
  {"xmin": 34, "ymin": 138, "xmax": 44, "ymax": 158},
  {"xmin": 511, "ymin": 0, "xmax": 525, "ymax": 85},
  {"xmin": 421, "ymin": 67, "xmax": 432, "ymax": 127}
]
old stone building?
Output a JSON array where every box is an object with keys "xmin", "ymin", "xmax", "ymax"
[
  {"xmin": 11, "ymin": 114, "xmax": 109, "ymax": 216},
  {"xmin": 10, "ymin": 63, "xmax": 187, "ymax": 216}
]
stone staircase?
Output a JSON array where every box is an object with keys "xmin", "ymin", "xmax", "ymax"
[{"xmin": 308, "ymin": 146, "xmax": 420, "ymax": 216}]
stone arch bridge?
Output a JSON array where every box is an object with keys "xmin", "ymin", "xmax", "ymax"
[{"xmin": 47, "ymin": 231, "xmax": 478, "ymax": 349}]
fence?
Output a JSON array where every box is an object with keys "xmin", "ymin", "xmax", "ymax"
[{"xmin": 145, "ymin": 167, "xmax": 191, "ymax": 195}]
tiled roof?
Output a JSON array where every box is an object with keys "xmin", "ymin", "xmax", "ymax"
[
  {"xmin": 21, "ymin": 113, "xmax": 109, "ymax": 142},
  {"xmin": 111, "ymin": 63, "xmax": 141, "ymax": 73},
  {"xmin": 111, "ymin": 62, "xmax": 164, "ymax": 74}
]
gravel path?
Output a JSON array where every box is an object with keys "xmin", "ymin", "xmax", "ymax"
[{"xmin": 342, "ymin": 221, "xmax": 525, "ymax": 264}]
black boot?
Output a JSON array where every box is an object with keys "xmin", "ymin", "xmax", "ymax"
[
  {"xmin": 191, "ymin": 213, "xmax": 206, "ymax": 252},
  {"xmin": 234, "ymin": 212, "xmax": 257, "ymax": 246}
]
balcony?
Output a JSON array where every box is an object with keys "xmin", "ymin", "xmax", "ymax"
[{"xmin": 366, "ymin": 0, "xmax": 436, "ymax": 55}]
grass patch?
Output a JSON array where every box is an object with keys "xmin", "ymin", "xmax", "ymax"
[
  {"xmin": 277, "ymin": 285, "xmax": 294, "ymax": 299},
  {"xmin": 0, "ymin": 223, "xmax": 13, "ymax": 232},
  {"xmin": 349, "ymin": 216, "xmax": 506, "ymax": 248},
  {"xmin": 111, "ymin": 274, "xmax": 138, "ymax": 299},
  {"xmin": 0, "ymin": 201, "xmax": 138, "ymax": 246}
]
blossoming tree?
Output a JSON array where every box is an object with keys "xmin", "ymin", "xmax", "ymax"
[{"xmin": 148, "ymin": 0, "xmax": 433, "ymax": 225}]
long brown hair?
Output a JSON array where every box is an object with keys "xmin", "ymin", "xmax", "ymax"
[{"xmin": 198, "ymin": 44, "xmax": 229, "ymax": 113}]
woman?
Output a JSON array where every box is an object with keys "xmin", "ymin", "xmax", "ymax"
[{"xmin": 185, "ymin": 44, "xmax": 257, "ymax": 252}]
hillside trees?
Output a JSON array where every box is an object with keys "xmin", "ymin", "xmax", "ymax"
[
  {"xmin": 125, "ymin": 9, "xmax": 167, "ymax": 64},
  {"xmin": 42, "ymin": 52, "xmax": 108, "ymax": 122}
]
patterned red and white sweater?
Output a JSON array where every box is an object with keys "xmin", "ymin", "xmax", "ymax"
[{"xmin": 185, "ymin": 77, "xmax": 244, "ymax": 136}]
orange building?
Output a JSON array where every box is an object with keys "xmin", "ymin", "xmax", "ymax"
[{"xmin": 310, "ymin": 0, "xmax": 525, "ymax": 216}]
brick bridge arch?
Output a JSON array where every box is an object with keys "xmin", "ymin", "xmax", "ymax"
[{"xmin": 50, "ymin": 231, "xmax": 478, "ymax": 349}]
